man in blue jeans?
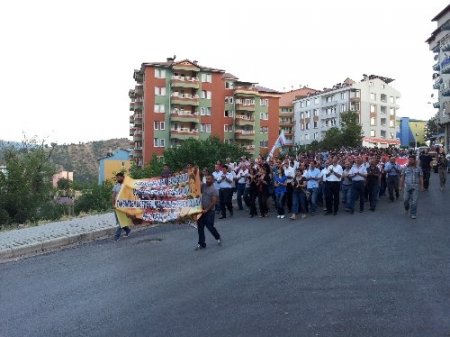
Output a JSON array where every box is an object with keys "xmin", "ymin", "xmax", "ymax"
[
  {"xmin": 112, "ymin": 172, "xmax": 131, "ymax": 241},
  {"xmin": 400, "ymin": 155, "xmax": 424, "ymax": 219},
  {"xmin": 303, "ymin": 160, "xmax": 321, "ymax": 215},
  {"xmin": 196, "ymin": 174, "xmax": 221, "ymax": 250}
]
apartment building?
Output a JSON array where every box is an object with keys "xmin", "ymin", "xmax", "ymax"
[
  {"xmin": 293, "ymin": 76, "xmax": 401, "ymax": 148},
  {"xmin": 279, "ymin": 87, "xmax": 318, "ymax": 146},
  {"xmin": 129, "ymin": 58, "xmax": 280, "ymax": 166},
  {"xmin": 427, "ymin": 4, "xmax": 450, "ymax": 152}
]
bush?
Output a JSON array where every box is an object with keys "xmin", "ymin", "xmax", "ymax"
[{"xmin": 74, "ymin": 181, "xmax": 113, "ymax": 215}]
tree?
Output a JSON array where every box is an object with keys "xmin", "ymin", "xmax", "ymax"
[
  {"xmin": 425, "ymin": 114, "xmax": 442, "ymax": 141},
  {"xmin": 57, "ymin": 178, "xmax": 73, "ymax": 191},
  {"xmin": 129, "ymin": 154, "xmax": 164, "ymax": 179},
  {"xmin": 321, "ymin": 127, "xmax": 342, "ymax": 150},
  {"xmin": 0, "ymin": 139, "xmax": 56, "ymax": 225},
  {"xmin": 340, "ymin": 111, "xmax": 363, "ymax": 147}
]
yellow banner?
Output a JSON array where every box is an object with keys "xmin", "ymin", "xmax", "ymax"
[{"xmin": 115, "ymin": 167, "xmax": 202, "ymax": 227}]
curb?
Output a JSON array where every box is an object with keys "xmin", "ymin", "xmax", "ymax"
[{"xmin": 0, "ymin": 227, "xmax": 116, "ymax": 263}]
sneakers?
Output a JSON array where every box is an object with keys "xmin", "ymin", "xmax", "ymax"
[
  {"xmin": 195, "ymin": 244, "xmax": 206, "ymax": 251},
  {"xmin": 277, "ymin": 215, "xmax": 285, "ymax": 219},
  {"xmin": 411, "ymin": 215, "xmax": 417, "ymax": 219},
  {"xmin": 301, "ymin": 214, "xmax": 307, "ymax": 219},
  {"xmin": 217, "ymin": 239, "xmax": 222, "ymax": 246},
  {"xmin": 124, "ymin": 232, "xmax": 130, "ymax": 238},
  {"xmin": 289, "ymin": 215, "xmax": 297, "ymax": 220}
]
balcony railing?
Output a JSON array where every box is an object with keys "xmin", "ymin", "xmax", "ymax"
[
  {"xmin": 170, "ymin": 110, "xmax": 199, "ymax": 122},
  {"xmin": 129, "ymin": 102, "xmax": 135, "ymax": 111},
  {"xmin": 235, "ymin": 130, "xmax": 255, "ymax": 140},
  {"xmin": 171, "ymin": 76, "xmax": 199, "ymax": 89},
  {"xmin": 129, "ymin": 89, "xmax": 136, "ymax": 99},
  {"xmin": 129, "ymin": 115, "xmax": 134, "ymax": 123},
  {"xmin": 441, "ymin": 56, "xmax": 450, "ymax": 74},
  {"xmin": 279, "ymin": 120, "xmax": 294, "ymax": 127},
  {"xmin": 171, "ymin": 93, "xmax": 199, "ymax": 106},
  {"xmin": 133, "ymin": 132, "xmax": 143, "ymax": 141},
  {"xmin": 442, "ymin": 86, "xmax": 450, "ymax": 97},
  {"xmin": 134, "ymin": 114, "xmax": 143, "ymax": 125},
  {"xmin": 433, "ymin": 77, "xmax": 442, "ymax": 89},
  {"xmin": 235, "ymin": 103, "xmax": 255, "ymax": 112},
  {"xmin": 134, "ymin": 101, "xmax": 143, "ymax": 110},
  {"xmin": 171, "ymin": 128, "xmax": 198, "ymax": 134},
  {"xmin": 135, "ymin": 85, "xmax": 143, "ymax": 96},
  {"xmin": 129, "ymin": 127, "xmax": 135, "ymax": 136},
  {"xmin": 433, "ymin": 102, "xmax": 440, "ymax": 108},
  {"xmin": 433, "ymin": 62, "xmax": 440, "ymax": 71}
]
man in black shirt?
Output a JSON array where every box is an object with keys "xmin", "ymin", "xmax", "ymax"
[
  {"xmin": 419, "ymin": 150, "xmax": 432, "ymax": 190},
  {"xmin": 366, "ymin": 159, "xmax": 381, "ymax": 211}
]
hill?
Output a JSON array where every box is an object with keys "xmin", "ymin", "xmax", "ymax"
[
  {"xmin": 0, "ymin": 138, "xmax": 131, "ymax": 184},
  {"xmin": 49, "ymin": 138, "xmax": 131, "ymax": 184}
]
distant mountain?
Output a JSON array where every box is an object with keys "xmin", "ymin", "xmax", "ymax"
[
  {"xmin": 0, "ymin": 138, "xmax": 131, "ymax": 184},
  {"xmin": 49, "ymin": 138, "xmax": 131, "ymax": 184}
]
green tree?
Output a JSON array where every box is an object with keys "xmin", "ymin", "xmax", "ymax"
[
  {"xmin": 57, "ymin": 177, "xmax": 73, "ymax": 191},
  {"xmin": 129, "ymin": 154, "xmax": 164, "ymax": 179},
  {"xmin": 340, "ymin": 111, "xmax": 363, "ymax": 147},
  {"xmin": 425, "ymin": 114, "xmax": 442, "ymax": 141},
  {"xmin": 0, "ymin": 139, "xmax": 56, "ymax": 225},
  {"xmin": 321, "ymin": 127, "xmax": 342, "ymax": 150},
  {"xmin": 74, "ymin": 181, "xmax": 113, "ymax": 215}
]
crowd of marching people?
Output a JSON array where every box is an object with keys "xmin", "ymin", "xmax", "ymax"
[{"xmin": 202, "ymin": 146, "xmax": 448, "ymax": 222}]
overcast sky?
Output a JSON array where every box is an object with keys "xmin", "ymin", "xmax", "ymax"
[{"xmin": 0, "ymin": 0, "xmax": 447, "ymax": 144}]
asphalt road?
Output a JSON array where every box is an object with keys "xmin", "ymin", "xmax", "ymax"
[{"xmin": 1, "ymin": 175, "xmax": 450, "ymax": 337}]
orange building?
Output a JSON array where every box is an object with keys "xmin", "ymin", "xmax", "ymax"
[{"xmin": 129, "ymin": 57, "xmax": 280, "ymax": 166}]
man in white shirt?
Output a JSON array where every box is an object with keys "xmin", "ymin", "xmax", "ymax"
[
  {"xmin": 284, "ymin": 161, "xmax": 296, "ymax": 213},
  {"xmin": 349, "ymin": 157, "xmax": 367, "ymax": 213},
  {"xmin": 325, "ymin": 156, "xmax": 343, "ymax": 215},
  {"xmin": 235, "ymin": 163, "xmax": 249, "ymax": 210},
  {"xmin": 212, "ymin": 164, "xmax": 222, "ymax": 213},
  {"xmin": 303, "ymin": 160, "xmax": 322, "ymax": 214},
  {"xmin": 217, "ymin": 165, "xmax": 234, "ymax": 219}
]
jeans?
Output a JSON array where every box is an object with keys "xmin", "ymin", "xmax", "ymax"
[
  {"xmin": 219, "ymin": 188, "xmax": 233, "ymax": 217},
  {"xmin": 292, "ymin": 190, "xmax": 307, "ymax": 214},
  {"xmin": 307, "ymin": 187, "xmax": 319, "ymax": 213},
  {"xmin": 367, "ymin": 183, "xmax": 380, "ymax": 210},
  {"xmin": 243, "ymin": 187, "xmax": 251, "ymax": 209},
  {"xmin": 325, "ymin": 181, "xmax": 340, "ymax": 214},
  {"xmin": 422, "ymin": 168, "xmax": 431, "ymax": 189},
  {"xmin": 275, "ymin": 192, "xmax": 286, "ymax": 215},
  {"xmin": 342, "ymin": 184, "xmax": 353, "ymax": 209},
  {"xmin": 115, "ymin": 226, "xmax": 130, "ymax": 240},
  {"xmin": 236, "ymin": 183, "xmax": 246, "ymax": 210},
  {"xmin": 403, "ymin": 184, "xmax": 419, "ymax": 216},
  {"xmin": 286, "ymin": 183, "xmax": 293, "ymax": 213},
  {"xmin": 387, "ymin": 175, "xmax": 399, "ymax": 201},
  {"xmin": 352, "ymin": 181, "xmax": 365, "ymax": 211},
  {"xmin": 197, "ymin": 210, "xmax": 220, "ymax": 248}
]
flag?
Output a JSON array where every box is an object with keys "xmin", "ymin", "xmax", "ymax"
[{"xmin": 267, "ymin": 130, "xmax": 287, "ymax": 161}]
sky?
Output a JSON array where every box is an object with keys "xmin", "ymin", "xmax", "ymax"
[{"xmin": 0, "ymin": 0, "xmax": 447, "ymax": 144}]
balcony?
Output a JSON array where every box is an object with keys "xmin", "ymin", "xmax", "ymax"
[
  {"xmin": 134, "ymin": 101, "xmax": 143, "ymax": 110},
  {"xmin": 170, "ymin": 128, "xmax": 199, "ymax": 140},
  {"xmin": 170, "ymin": 110, "xmax": 199, "ymax": 123},
  {"xmin": 433, "ymin": 77, "xmax": 442, "ymax": 89},
  {"xmin": 235, "ymin": 115, "xmax": 254, "ymax": 126},
  {"xmin": 442, "ymin": 87, "xmax": 450, "ymax": 97},
  {"xmin": 133, "ymin": 151, "xmax": 143, "ymax": 158},
  {"xmin": 134, "ymin": 114, "xmax": 143, "ymax": 125},
  {"xmin": 129, "ymin": 89, "xmax": 136, "ymax": 99},
  {"xmin": 129, "ymin": 114, "xmax": 134, "ymax": 124},
  {"xmin": 279, "ymin": 110, "xmax": 293, "ymax": 117},
  {"xmin": 441, "ymin": 56, "xmax": 450, "ymax": 74},
  {"xmin": 171, "ymin": 76, "xmax": 199, "ymax": 89},
  {"xmin": 279, "ymin": 119, "xmax": 294, "ymax": 127},
  {"xmin": 135, "ymin": 85, "xmax": 143, "ymax": 96},
  {"xmin": 433, "ymin": 62, "xmax": 440, "ymax": 71},
  {"xmin": 442, "ymin": 19, "xmax": 450, "ymax": 31},
  {"xmin": 442, "ymin": 40, "xmax": 450, "ymax": 52},
  {"xmin": 235, "ymin": 130, "xmax": 255, "ymax": 140},
  {"xmin": 133, "ymin": 132, "xmax": 143, "ymax": 141},
  {"xmin": 129, "ymin": 127, "xmax": 135, "ymax": 136},
  {"xmin": 234, "ymin": 88, "xmax": 258, "ymax": 97},
  {"xmin": 171, "ymin": 94, "xmax": 199, "ymax": 106},
  {"xmin": 133, "ymin": 146, "xmax": 143, "ymax": 153},
  {"xmin": 433, "ymin": 102, "xmax": 440, "ymax": 109},
  {"xmin": 243, "ymin": 145, "xmax": 255, "ymax": 153},
  {"xmin": 129, "ymin": 102, "xmax": 135, "ymax": 111},
  {"xmin": 235, "ymin": 103, "xmax": 255, "ymax": 112},
  {"xmin": 172, "ymin": 63, "xmax": 200, "ymax": 72}
]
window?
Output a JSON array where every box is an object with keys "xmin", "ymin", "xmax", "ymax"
[
  {"xmin": 390, "ymin": 96, "xmax": 395, "ymax": 104},
  {"xmin": 224, "ymin": 125, "xmax": 233, "ymax": 132},
  {"xmin": 389, "ymin": 120, "xmax": 395, "ymax": 127},
  {"xmin": 154, "ymin": 87, "xmax": 166, "ymax": 96},
  {"xmin": 201, "ymin": 73, "xmax": 212, "ymax": 83},
  {"xmin": 340, "ymin": 104, "xmax": 347, "ymax": 113},
  {"xmin": 154, "ymin": 104, "xmax": 165, "ymax": 113},
  {"xmin": 380, "ymin": 118, "xmax": 386, "ymax": 126},
  {"xmin": 300, "ymin": 112, "xmax": 304, "ymax": 119},
  {"xmin": 389, "ymin": 107, "xmax": 395, "ymax": 116},
  {"xmin": 380, "ymin": 130, "xmax": 386, "ymax": 138},
  {"xmin": 381, "ymin": 84, "xmax": 386, "ymax": 89},
  {"xmin": 370, "ymin": 117, "xmax": 376, "ymax": 126},
  {"xmin": 260, "ymin": 126, "xmax": 268, "ymax": 133},
  {"xmin": 340, "ymin": 92, "xmax": 346, "ymax": 100},
  {"xmin": 300, "ymin": 101, "xmax": 304, "ymax": 108},
  {"xmin": 314, "ymin": 98, "xmax": 319, "ymax": 105},
  {"xmin": 159, "ymin": 139, "xmax": 165, "ymax": 147},
  {"xmin": 313, "ymin": 132, "xmax": 319, "ymax": 140},
  {"xmin": 380, "ymin": 106, "xmax": 386, "ymax": 114},
  {"xmin": 224, "ymin": 110, "xmax": 234, "ymax": 117},
  {"xmin": 225, "ymin": 96, "xmax": 234, "ymax": 104},
  {"xmin": 380, "ymin": 94, "xmax": 387, "ymax": 102},
  {"xmin": 200, "ymin": 107, "xmax": 211, "ymax": 116},
  {"xmin": 370, "ymin": 130, "xmax": 376, "ymax": 137},
  {"xmin": 305, "ymin": 134, "xmax": 310, "ymax": 140},
  {"xmin": 260, "ymin": 98, "xmax": 268, "ymax": 106},
  {"xmin": 305, "ymin": 111, "xmax": 311, "ymax": 118},
  {"xmin": 306, "ymin": 100, "xmax": 310, "ymax": 107},
  {"xmin": 154, "ymin": 138, "xmax": 165, "ymax": 147},
  {"xmin": 306, "ymin": 122, "xmax": 310, "ymax": 130},
  {"xmin": 313, "ymin": 109, "xmax": 319, "ymax": 116},
  {"xmin": 260, "ymin": 140, "xmax": 268, "ymax": 147},
  {"xmin": 370, "ymin": 93, "xmax": 376, "ymax": 101},
  {"xmin": 300, "ymin": 123, "xmax": 304, "ymax": 130},
  {"xmin": 260, "ymin": 112, "xmax": 268, "ymax": 120},
  {"xmin": 313, "ymin": 121, "xmax": 318, "ymax": 128},
  {"xmin": 200, "ymin": 124, "xmax": 211, "ymax": 133},
  {"xmin": 201, "ymin": 90, "xmax": 212, "ymax": 99},
  {"xmin": 225, "ymin": 81, "xmax": 234, "ymax": 89},
  {"xmin": 370, "ymin": 104, "xmax": 376, "ymax": 113},
  {"xmin": 154, "ymin": 138, "xmax": 158, "ymax": 147},
  {"xmin": 159, "ymin": 121, "xmax": 165, "ymax": 130},
  {"xmin": 155, "ymin": 69, "xmax": 166, "ymax": 79}
]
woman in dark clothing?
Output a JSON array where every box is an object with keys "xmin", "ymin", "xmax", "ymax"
[
  {"xmin": 246, "ymin": 167, "xmax": 259, "ymax": 217},
  {"xmin": 257, "ymin": 166, "xmax": 271, "ymax": 217}
]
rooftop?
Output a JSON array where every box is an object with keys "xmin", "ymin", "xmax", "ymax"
[
  {"xmin": 432, "ymin": 4, "xmax": 450, "ymax": 21},
  {"xmin": 279, "ymin": 87, "xmax": 318, "ymax": 107}
]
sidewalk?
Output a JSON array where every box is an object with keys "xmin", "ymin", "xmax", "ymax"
[{"xmin": 0, "ymin": 213, "xmax": 118, "ymax": 262}]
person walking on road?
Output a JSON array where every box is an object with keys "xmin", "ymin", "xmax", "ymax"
[
  {"xmin": 437, "ymin": 152, "xmax": 448, "ymax": 191},
  {"xmin": 384, "ymin": 156, "xmax": 401, "ymax": 201},
  {"xmin": 366, "ymin": 159, "xmax": 381, "ymax": 211},
  {"xmin": 112, "ymin": 172, "xmax": 131, "ymax": 241},
  {"xmin": 400, "ymin": 155, "xmax": 424, "ymax": 220},
  {"xmin": 419, "ymin": 150, "xmax": 432, "ymax": 191},
  {"xmin": 196, "ymin": 174, "xmax": 221, "ymax": 250}
]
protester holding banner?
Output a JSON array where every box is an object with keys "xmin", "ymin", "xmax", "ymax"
[
  {"xmin": 195, "ymin": 174, "xmax": 221, "ymax": 250},
  {"xmin": 112, "ymin": 172, "xmax": 131, "ymax": 241}
]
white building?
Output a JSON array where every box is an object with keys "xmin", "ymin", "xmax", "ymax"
[
  {"xmin": 293, "ymin": 75, "xmax": 401, "ymax": 148},
  {"xmin": 427, "ymin": 4, "xmax": 450, "ymax": 152}
]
